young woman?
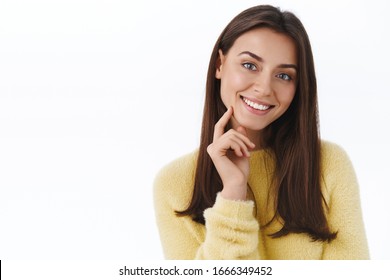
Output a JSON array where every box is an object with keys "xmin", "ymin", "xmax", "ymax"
[{"xmin": 154, "ymin": 5, "xmax": 369, "ymax": 259}]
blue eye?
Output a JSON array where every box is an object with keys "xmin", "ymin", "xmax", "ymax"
[
  {"xmin": 242, "ymin": 63, "xmax": 257, "ymax": 71},
  {"xmin": 276, "ymin": 73, "xmax": 292, "ymax": 81}
]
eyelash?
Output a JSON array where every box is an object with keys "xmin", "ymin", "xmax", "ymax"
[
  {"xmin": 242, "ymin": 62, "xmax": 257, "ymax": 71},
  {"xmin": 242, "ymin": 63, "xmax": 293, "ymax": 82},
  {"xmin": 276, "ymin": 73, "xmax": 293, "ymax": 81}
]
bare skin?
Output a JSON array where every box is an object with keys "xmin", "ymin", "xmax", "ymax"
[
  {"xmin": 207, "ymin": 28, "xmax": 298, "ymax": 201},
  {"xmin": 206, "ymin": 107, "xmax": 254, "ymax": 200}
]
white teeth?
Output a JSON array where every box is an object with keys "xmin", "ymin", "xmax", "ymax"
[{"xmin": 243, "ymin": 97, "xmax": 271, "ymax": 111}]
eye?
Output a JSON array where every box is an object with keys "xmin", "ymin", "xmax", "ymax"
[
  {"xmin": 276, "ymin": 73, "xmax": 292, "ymax": 81},
  {"xmin": 242, "ymin": 62, "xmax": 257, "ymax": 71}
]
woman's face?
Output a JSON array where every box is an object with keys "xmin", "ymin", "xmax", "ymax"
[{"xmin": 216, "ymin": 27, "xmax": 298, "ymax": 132}]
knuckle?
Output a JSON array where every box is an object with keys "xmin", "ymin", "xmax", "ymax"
[
  {"xmin": 214, "ymin": 121, "xmax": 223, "ymax": 128},
  {"xmin": 230, "ymin": 142, "xmax": 239, "ymax": 150},
  {"xmin": 213, "ymin": 126, "xmax": 221, "ymax": 134},
  {"xmin": 225, "ymin": 129, "xmax": 235, "ymax": 137},
  {"xmin": 207, "ymin": 144, "xmax": 215, "ymax": 155}
]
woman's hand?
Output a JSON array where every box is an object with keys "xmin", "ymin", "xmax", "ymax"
[{"xmin": 207, "ymin": 107, "xmax": 255, "ymax": 200}]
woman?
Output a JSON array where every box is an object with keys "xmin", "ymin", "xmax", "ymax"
[{"xmin": 154, "ymin": 5, "xmax": 369, "ymax": 259}]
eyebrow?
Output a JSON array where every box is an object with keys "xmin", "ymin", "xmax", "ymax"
[{"xmin": 238, "ymin": 51, "xmax": 298, "ymax": 71}]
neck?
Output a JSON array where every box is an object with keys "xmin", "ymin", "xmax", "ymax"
[{"xmin": 246, "ymin": 128, "xmax": 263, "ymax": 150}]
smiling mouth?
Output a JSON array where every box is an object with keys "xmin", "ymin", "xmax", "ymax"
[{"xmin": 241, "ymin": 96, "xmax": 274, "ymax": 111}]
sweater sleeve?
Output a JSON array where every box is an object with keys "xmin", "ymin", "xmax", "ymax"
[
  {"xmin": 196, "ymin": 194, "xmax": 259, "ymax": 259},
  {"xmin": 153, "ymin": 154, "xmax": 260, "ymax": 259},
  {"xmin": 321, "ymin": 143, "xmax": 370, "ymax": 259}
]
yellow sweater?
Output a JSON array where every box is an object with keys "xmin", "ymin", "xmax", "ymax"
[{"xmin": 153, "ymin": 141, "xmax": 369, "ymax": 259}]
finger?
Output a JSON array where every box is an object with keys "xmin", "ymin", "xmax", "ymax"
[
  {"xmin": 225, "ymin": 129, "xmax": 256, "ymax": 149},
  {"xmin": 236, "ymin": 126, "xmax": 247, "ymax": 136},
  {"xmin": 227, "ymin": 140, "xmax": 245, "ymax": 157},
  {"xmin": 208, "ymin": 133, "xmax": 250, "ymax": 158},
  {"xmin": 236, "ymin": 126, "xmax": 256, "ymax": 149},
  {"xmin": 223, "ymin": 135, "xmax": 251, "ymax": 158},
  {"xmin": 213, "ymin": 107, "xmax": 233, "ymax": 140}
]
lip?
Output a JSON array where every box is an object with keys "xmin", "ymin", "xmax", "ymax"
[{"xmin": 240, "ymin": 95, "xmax": 274, "ymax": 115}]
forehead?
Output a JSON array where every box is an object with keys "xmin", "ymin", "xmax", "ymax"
[{"xmin": 228, "ymin": 27, "xmax": 297, "ymax": 65}]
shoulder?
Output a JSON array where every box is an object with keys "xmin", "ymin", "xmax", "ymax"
[
  {"xmin": 320, "ymin": 140, "xmax": 353, "ymax": 170},
  {"xmin": 154, "ymin": 150, "xmax": 199, "ymax": 186},
  {"xmin": 320, "ymin": 140, "xmax": 358, "ymax": 194},
  {"xmin": 154, "ymin": 150, "xmax": 199, "ymax": 207}
]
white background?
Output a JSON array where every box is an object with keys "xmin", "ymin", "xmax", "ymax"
[{"xmin": 0, "ymin": 0, "xmax": 389, "ymax": 260}]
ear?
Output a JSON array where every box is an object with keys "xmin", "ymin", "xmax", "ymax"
[{"xmin": 215, "ymin": 49, "xmax": 225, "ymax": 79}]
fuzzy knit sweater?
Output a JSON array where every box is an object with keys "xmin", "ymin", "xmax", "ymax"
[{"xmin": 153, "ymin": 141, "xmax": 369, "ymax": 259}]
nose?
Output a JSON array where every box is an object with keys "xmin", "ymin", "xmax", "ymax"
[{"xmin": 253, "ymin": 73, "xmax": 272, "ymax": 97}]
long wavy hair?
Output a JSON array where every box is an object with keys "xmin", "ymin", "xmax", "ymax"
[{"xmin": 177, "ymin": 5, "xmax": 337, "ymax": 242}]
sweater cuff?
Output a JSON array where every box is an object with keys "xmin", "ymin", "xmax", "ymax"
[{"xmin": 212, "ymin": 193, "xmax": 255, "ymax": 220}]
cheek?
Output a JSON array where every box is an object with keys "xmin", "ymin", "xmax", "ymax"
[
  {"xmin": 221, "ymin": 71, "xmax": 252, "ymax": 97},
  {"xmin": 276, "ymin": 86, "xmax": 296, "ymax": 108},
  {"xmin": 229, "ymin": 71, "xmax": 252, "ymax": 89}
]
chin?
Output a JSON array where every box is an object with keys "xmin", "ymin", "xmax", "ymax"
[
  {"xmin": 235, "ymin": 118, "xmax": 269, "ymax": 132},
  {"xmin": 246, "ymin": 125, "xmax": 268, "ymax": 132}
]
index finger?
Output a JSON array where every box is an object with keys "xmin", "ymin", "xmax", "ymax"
[{"xmin": 213, "ymin": 107, "xmax": 233, "ymax": 140}]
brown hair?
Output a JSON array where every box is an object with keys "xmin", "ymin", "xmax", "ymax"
[{"xmin": 177, "ymin": 5, "xmax": 337, "ymax": 242}]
